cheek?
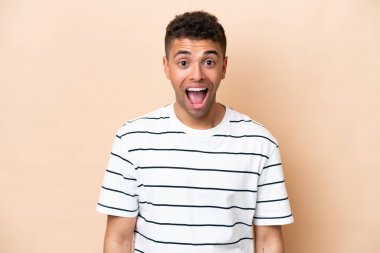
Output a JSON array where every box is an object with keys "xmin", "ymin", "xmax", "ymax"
[
  {"xmin": 170, "ymin": 71, "xmax": 188, "ymax": 85},
  {"xmin": 208, "ymin": 72, "xmax": 222, "ymax": 84}
]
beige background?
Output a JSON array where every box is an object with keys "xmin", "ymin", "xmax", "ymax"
[{"xmin": 1, "ymin": 0, "xmax": 379, "ymax": 252}]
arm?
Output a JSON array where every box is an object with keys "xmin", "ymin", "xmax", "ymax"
[
  {"xmin": 253, "ymin": 225, "xmax": 284, "ymax": 253},
  {"xmin": 103, "ymin": 215, "xmax": 137, "ymax": 253}
]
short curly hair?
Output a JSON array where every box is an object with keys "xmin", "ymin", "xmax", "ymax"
[{"xmin": 165, "ymin": 11, "xmax": 227, "ymax": 58}]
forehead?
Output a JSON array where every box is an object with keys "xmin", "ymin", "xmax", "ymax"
[{"xmin": 168, "ymin": 38, "xmax": 223, "ymax": 57}]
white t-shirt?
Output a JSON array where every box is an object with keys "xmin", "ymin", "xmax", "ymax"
[{"xmin": 97, "ymin": 104, "xmax": 293, "ymax": 253}]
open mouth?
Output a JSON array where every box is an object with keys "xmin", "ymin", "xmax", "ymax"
[{"xmin": 186, "ymin": 87, "xmax": 208, "ymax": 105}]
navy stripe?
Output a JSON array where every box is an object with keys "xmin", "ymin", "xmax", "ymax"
[
  {"xmin": 101, "ymin": 186, "xmax": 138, "ymax": 198},
  {"xmin": 263, "ymin": 163, "xmax": 281, "ymax": 170},
  {"xmin": 128, "ymin": 116, "xmax": 170, "ymax": 123},
  {"xmin": 229, "ymin": 119, "xmax": 262, "ymax": 126},
  {"xmin": 118, "ymin": 131, "xmax": 185, "ymax": 138},
  {"xmin": 139, "ymin": 201, "xmax": 256, "ymax": 210},
  {"xmin": 106, "ymin": 169, "xmax": 137, "ymax": 181},
  {"xmin": 256, "ymin": 197, "xmax": 288, "ymax": 203},
  {"xmin": 138, "ymin": 214, "xmax": 252, "ymax": 227},
  {"xmin": 254, "ymin": 214, "xmax": 293, "ymax": 219},
  {"xmin": 230, "ymin": 119, "xmax": 253, "ymax": 123},
  {"xmin": 258, "ymin": 180, "xmax": 285, "ymax": 187},
  {"xmin": 135, "ymin": 230, "xmax": 253, "ymax": 246},
  {"xmin": 129, "ymin": 148, "xmax": 269, "ymax": 158},
  {"xmin": 97, "ymin": 202, "xmax": 138, "ymax": 213},
  {"xmin": 137, "ymin": 184, "xmax": 257, "ymax": 193},
  {"xmin": 136, "ymin": 165, "xmax": 259, "ymax": 175},
  {"xmin": 134, "ymin": 249, "xmax": 144, "ymax": 253},
  {"xmin": 213, "ymin": 134, "xmax": 277, "ymax": 146},
  {"xmin": 110, "ymin": 152, "xmax": 134, "ymax": 165}
]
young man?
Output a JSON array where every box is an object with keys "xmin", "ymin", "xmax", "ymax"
[{"xmin": 97, "ymin": 11, "xmax": 293, "ymax": 253}]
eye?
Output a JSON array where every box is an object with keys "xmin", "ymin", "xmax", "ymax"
[
  {"xmin": 178, "ymin": 60, "xmax": 188, "ymax": 68},
  {"xmin": 205, "ymin": 59, "xmax": 215, "ymax": 67}
]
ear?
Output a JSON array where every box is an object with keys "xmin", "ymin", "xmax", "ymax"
[
  {"xmin": 221, "ymin": 56, "xmax": 228, "ymax": 79},
  {"xmin": 163, "ymin": 56, "xmax": 170, "ymax": 80}
]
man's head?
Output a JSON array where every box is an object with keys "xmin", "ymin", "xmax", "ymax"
[
  {"xmin": 163, "ymin": 11, "xmax": 228, "ymax": 129},
  {"xmin": 165, "ymin": 11, "xmax": 227, "ymax": 58}
]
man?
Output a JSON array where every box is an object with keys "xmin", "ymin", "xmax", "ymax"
[{"xmin": 97, "ymin": 11, "xmax": 293, "ymax": 253}]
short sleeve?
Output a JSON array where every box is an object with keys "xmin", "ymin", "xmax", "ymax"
[
  {"xmin": 253, "ymin": 146, "xmax": 294, "ymax": 225},
  {"xmin": 96, "ymin": 133, "xmax": 139, "ymax": 217}
]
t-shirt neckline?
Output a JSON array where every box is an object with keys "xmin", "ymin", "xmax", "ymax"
[{"xmin": 168, "ymin": 103, "xmax": 230, "ymax": 137}]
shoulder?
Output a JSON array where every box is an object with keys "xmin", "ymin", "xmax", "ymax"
[
  {"xmin": 115, "ymin": 104, "xmax": 172, "ymax": 139},
  {"xmin": 226, "ymin": 107, "xmax": 279, "ymax": 147}
]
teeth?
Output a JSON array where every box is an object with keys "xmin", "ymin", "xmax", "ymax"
[{"xmin": 186, "ymin": 88, "xmax": 207, "ymax": 92}]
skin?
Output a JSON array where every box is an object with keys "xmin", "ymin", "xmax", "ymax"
[
  {"xmin": 163, "ymin": 38, "xmax": 228, "ymax": 129},
  {"xmin": 103, "ymin": 215, "xmax": 136, "ymax": 253},
  {"xmin": 254, "ymin": 225, "xmax": 285, "ymax": 253},
  {"xmin": 103, "ymin": 38, "xmax": 285, "ymax": 253}
]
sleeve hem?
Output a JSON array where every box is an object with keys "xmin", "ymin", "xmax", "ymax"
[
  {"xmin": 96, "ymin": 205, "xmax": 138, "ymax": 218},
  {"xmin": 253, "ymin": 216, "xmax": 294, "ymax": 226}
]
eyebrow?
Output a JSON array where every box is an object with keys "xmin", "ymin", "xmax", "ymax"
[
  {"xmin": 173, "ymin": 50, "xmax": 220, "ymax": 58},
  {"xmin": 204, "ymin": 50, "xmax": 219, "ymax": 57},
  {"xmin": 173, "ymin": 50, "xmax": 191, "ymax": 58}
]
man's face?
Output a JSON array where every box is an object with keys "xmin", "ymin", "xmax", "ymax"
[{"xmin": 163, "ymin": 38, "xmax": 228, "ymax": 125}]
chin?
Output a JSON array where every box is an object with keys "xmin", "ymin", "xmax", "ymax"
[{"xmin": 185, "ymin": 107, "xmax": 210, "ymax": 119}]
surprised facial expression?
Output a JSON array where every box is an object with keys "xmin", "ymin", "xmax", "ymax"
[{"xmin": 163, "ymin": 38, "xmax": 228, "ymax": 125}]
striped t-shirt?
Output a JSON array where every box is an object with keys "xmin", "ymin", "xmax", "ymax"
[{"xmin": 97, "ymin": 104, "xmax": 293, "ymax": 253}]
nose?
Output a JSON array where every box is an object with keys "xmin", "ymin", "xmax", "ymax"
[{"xmin": 190, "ymin": 63, "xmax": 204, "ymax": 82}]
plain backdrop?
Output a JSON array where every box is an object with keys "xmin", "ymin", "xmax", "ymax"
[{"xmin": 1, "ymin": 1, "xmax": 379, "ymax": 252}]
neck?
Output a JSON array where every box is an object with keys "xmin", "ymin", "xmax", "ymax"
[{"xmin": 173, "ymin": 103, "xmax": 226, "ymax": 130}]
